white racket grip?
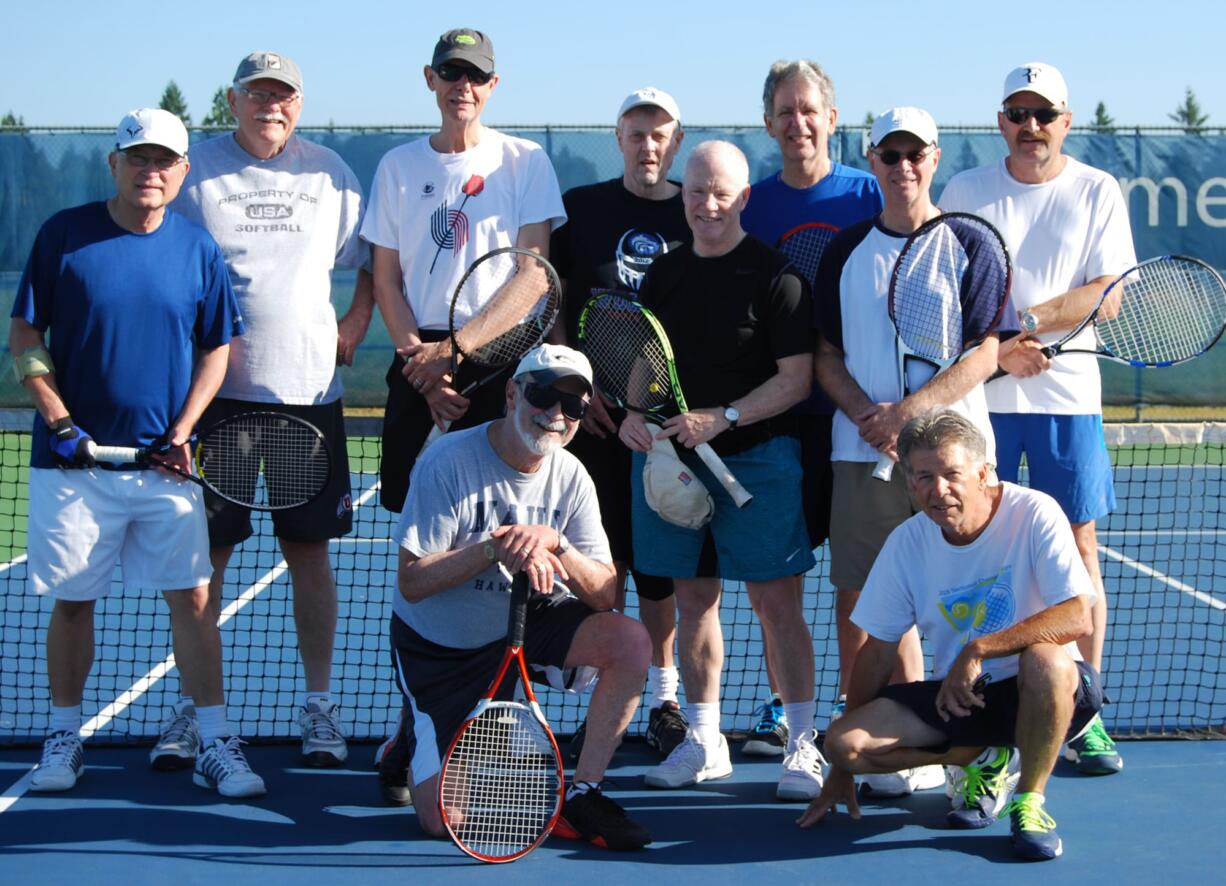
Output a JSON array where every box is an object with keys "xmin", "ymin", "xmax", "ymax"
[
  {"xmin": 89, "ymin": 442, "xmax": 140, "ymax": 464},
  {"xmin": 694, "ymin": 442, "xmax": 753, "ymax": 507},
  {"xmin": 417, "ymin": 421, "xmax": 451, "ymax": 459},
  {"xmin": 872, "ymin": 454, "xmax": 896, "ymax": 482}
]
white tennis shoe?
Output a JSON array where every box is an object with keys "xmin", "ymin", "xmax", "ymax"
[{"xmin": 644, "ymin": 731, "xmax": 733, "ymax": 789}]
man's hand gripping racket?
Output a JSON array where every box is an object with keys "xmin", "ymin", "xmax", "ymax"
[{"xmin": 872, "ymin": 212, "xmax": 1011, "ymax": 481}]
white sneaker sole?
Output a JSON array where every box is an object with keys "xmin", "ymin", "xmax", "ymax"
[{"xmin": 644, "ymin": 759, "xmax": 733, "ymax": 789}]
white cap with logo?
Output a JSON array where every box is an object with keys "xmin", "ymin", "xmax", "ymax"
[
  {"xmin": 1002, "ymin": 62, "xmax": 1069, "ymax": 109},
  {"xmin": 870, "ymin": 107, "xmax": 939, "ymax": 147},
  {"xmin": 513, "ymin": 344, "xmax": 593, "ymax": 393},
  {"xmin": 115, "ymin": 108, "xmax": 189, "ymax": 157},
  {"xmin": 617, "ymin": 87, "xmax": 682, "ymax": 125}
]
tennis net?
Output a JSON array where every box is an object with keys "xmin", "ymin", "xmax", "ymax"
[{"xmin": 1, "ymin": 414, "xmax": 1222, "ymax": 746}]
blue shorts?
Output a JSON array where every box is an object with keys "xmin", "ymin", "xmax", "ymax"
[
  {"xmin": 990, "ymin": 413, "xmax": 1115, "ymax": 524},
  {"xmin": 631, "ymin": 436, "xmax": 816, "ymax": 582}
]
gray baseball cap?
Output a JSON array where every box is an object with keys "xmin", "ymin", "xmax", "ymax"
[
  {"xmin": 431, "ymin": 28, "xmax": 495, "ymax": 75},
  {"xmin": 233, "ymin": 51, "xmax": 303, "ymax": 93}
]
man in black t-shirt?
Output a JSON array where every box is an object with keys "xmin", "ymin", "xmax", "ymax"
[
  {"xmin": 550, "ymin": 88, "xmax": 693, "ymax": 759},
  {"xmin": 618, "ymin": 141, "xmax": 824, "ymax": 803}
]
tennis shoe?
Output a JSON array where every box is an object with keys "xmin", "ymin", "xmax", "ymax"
[
  {"xmin": 947, "ymin": 746, "xmax": 1019, "ymax": 829},
  {"xmin": 553, "ymin": 786, "xmax": 652, "ymax": 850},
  {"xmin": 194, "ymin": 736, "xmax": 266, "ymax": 798},
  {"xmin": 859, "ymin": 764, "xmax": 946, "ymax": 798},
  {"xmin": 30, "ymin": 730, "xmax": 83, "ymax": 792},
  {"xmin": 1063, "ymin": 714, "xmax": 1123, "ymax": 775},
  {"xmin": 1007, "ymin": 792, "xmax": 1063, "ymax": 860},
  {"xmin": 645, "ymin": 701, "xmax": 689, "ymax": 757},
  {"xmin": 149, "ymin": 700, "xmax": 199, "ymax": 770},
  {"xmin": 776, "ymin": 729, "xmax": 826, "ymax": 801},
  {"xmin": 645, "ymin": 731, "xmax": 733, "ymax": 788},
  {"xmin": 300, "ymin": 699, "xmax": 348, "ymax": 767},
  {"xmin": 829, "ymin": 695, "xmax": 846, "ymax": 723},
  {"xmin": 741, "ymin": 697, "xmax": 788, "ymax": 757},
  {"xmin": 374, "ymin": 707, "xmax": 413, "ymax": 806}
]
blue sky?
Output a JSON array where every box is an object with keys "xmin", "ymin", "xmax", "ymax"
[{"xmin": 2, "ymin": 1, "xmax": 1222, "ymax": 128}]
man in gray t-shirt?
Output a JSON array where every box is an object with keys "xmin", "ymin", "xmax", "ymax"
[
  {"xmin": 173, "ymin": 51, "xmax": 375, "ymax": 771},
  {"xmin": 386, "ymin": 345, "xmax": 652, "ymax": 852}
]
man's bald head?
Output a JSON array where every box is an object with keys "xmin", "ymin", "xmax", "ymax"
[
  {"xmin": 682, "ymin": 140, "xmax": 751, "ymax": 256},
  {"xmin": 684, "ymin": 140, "xmax": 750, "ymax": 190}
]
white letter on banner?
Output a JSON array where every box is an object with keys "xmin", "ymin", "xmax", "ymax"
[
  {"xmin": 1195, "ymin": 178, "xmax": 1226, "ymax": 228},
  {"xmin": 1119, "ymin": 177, "xmax": 1188, "ymax": 227}
]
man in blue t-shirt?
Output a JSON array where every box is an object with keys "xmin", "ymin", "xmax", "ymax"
[
  {"xmin": 9, "ymin": 108, "xmax": 260, "ymax": 799},
  {"xmin": 739, "ymin": 59, "xmax": 882, "ymax": 757}
]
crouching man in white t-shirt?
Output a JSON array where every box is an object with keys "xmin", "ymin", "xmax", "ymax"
[{"xmin": 797, "ymin": 409, "xmax": 1103, "ymax": 862}]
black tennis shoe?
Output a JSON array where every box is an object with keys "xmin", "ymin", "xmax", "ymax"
[{"xmin": 553, "ymin": 786, "xmax": 652, "ymax": 850}]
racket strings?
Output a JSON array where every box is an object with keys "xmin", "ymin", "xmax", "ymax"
[
  {"xmin": 1097, "ymin": 258, "xmax": 1226, "ymax": 364},
  {"xmin": 197, "ymin": 414, "xmax": 329, "ymax": 508},
  {"xmin": 454, "ymin": 253, "xmax": 560, "ymax": 367},
  {"xmin": 581, "ymin": 304, "xmax": 673, "ymax": 412},
  {"xmin": 779, "ymin": 225, "xmax": 838, "ymax": 285},
  {"xmin": 440, "ymin": 704, "xmax": 561, "ymax": 859},
  {"xmin": 892, "ymin": 225, "xmax": 967, "ymax": 361}
]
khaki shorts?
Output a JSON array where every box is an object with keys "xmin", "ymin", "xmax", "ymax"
[{"xmin": 829, "ymin": 460, "xmax": 916, "ymax": 590}]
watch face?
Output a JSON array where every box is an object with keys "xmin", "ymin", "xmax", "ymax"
[{"xmin": 725, "ymin": 406, "xmax": 740, "ymax": 424}]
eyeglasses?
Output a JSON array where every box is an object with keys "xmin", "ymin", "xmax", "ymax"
[
  {"xmin": 236, "ymin": 86, "xmax": 302, "ymax": 106},
  {"xmin": 871, "ymin": 146, "xmax": 934, "ymax": 166},
  {"xmin": 1002, "ymin": 107, "xmax": 1065, "ymax": 126},
  {"xmin": 434, "ymin": 62, "xmax": 494, "ymax": 86},
  {"xmin": 121, "ymin": 151, "xmax": 185, "ymax": 170},
  {"xmin": 521, "ymin": 383, "xmax": 588, "ymax": 420}
]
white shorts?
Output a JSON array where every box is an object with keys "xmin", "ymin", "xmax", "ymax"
[{"xmin": 27, "ymin": 468, "xmax": 212, "ymax": 601}]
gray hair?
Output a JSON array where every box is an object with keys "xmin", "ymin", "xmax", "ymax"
[
  {"xmin": 897, "ymin": 409, "xmax": 987, "ymax": 473},
  {"xmin": 762, "ymin": 60, "xmax": 836, "ymax": 117},
  {"xmin": 685, "ymin": 140, "xmax": 750, "ymax": 189}
]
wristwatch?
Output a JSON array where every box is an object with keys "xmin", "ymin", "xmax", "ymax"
[
  {"xmin": 722, "ymin": 405, "xmax": 740, "ymax": 429},
  {"xmin": 556, "ymin": 532, "xmax": 571, "ymax": 556},
  {"xmin": 1018, "ymin": 309, "xmax": 1040, "ymax": 335},
  {"xmin": 482, "ymin": 541, "xmax": 496, "ymax": 562}
]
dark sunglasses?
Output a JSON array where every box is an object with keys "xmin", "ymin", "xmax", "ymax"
[
  {"xmin": 521, "ymin": 382, "xmax": 588, "ymax": 420},
  {"xmin": 872, "ymin": 146, "xmax": 933, "ymax": 166},
  {"xmin": 1002, "ymin": 107, "xmax": 1065, "ymax": 126},
  {"xmin": 434, "ymin": 62, "xmax": 494, "ymax": 85}
]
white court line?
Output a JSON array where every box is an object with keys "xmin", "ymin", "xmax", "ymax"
[
  {"xmin": 0, "ymin": 553, "xmax": 27, "ymax": 575},
  {"xmin": 1099, "ymin": 530, "xmax": 1223, "ymax": 537},
  {"xmin": 1100, "ymin": 544, "xmax": 1226, "ymax": 612},
  {"xmin": 0, "ymin": 480, "xmax": 383, "ymax": 815}
]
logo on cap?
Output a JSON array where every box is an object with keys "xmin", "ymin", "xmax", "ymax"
[
  {"xmin": 1025, "ymin": 66, "xmax": 1040, "ymax": 82},
  {"xmin": 455, "ymin": 34, "xmax": 476, "ymax": 45},
  {"xmin": 126, "ymin": 124, "xmax": 142, "ymax": 137},
  {"xmin": 264, "ymin": 53, "xmax": 283, "ymax": 69}
]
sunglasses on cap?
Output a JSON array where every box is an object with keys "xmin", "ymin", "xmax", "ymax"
[
  {"xmin": 1002, "ymin": 106, "xmax": 1066, "ymax": 125},
  {"xmin": 521, "ymin": 382, "xmax": 588, "ymax": 420},
  {"xmin": 434, "ymin": 62, "xmax": 494, "ymax": 85},
  {"xmin": 871, "ymin": 146, "xmax": 934, "ymax": 166}
]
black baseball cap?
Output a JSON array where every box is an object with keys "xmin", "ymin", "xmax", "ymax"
[{"xmin": 431, "ymin": 28, "xmax": 495, "ymax": 76}]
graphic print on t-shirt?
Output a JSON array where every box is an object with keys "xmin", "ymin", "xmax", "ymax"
[
  {"xmin": 937, "ymin": 566, "xmax": 1015, "ymax": 646},
  {"xmin": 428, "ymin": 174, "xmax": 486, "ymax": 273},
  {"xmin": 615, "ymin": 229, "xmax": 669, "ymax": 291}
]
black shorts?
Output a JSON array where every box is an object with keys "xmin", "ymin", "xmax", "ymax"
[
  {"xmin": 380, "ymin": 337, "xmax": 513, "ymax": 513},
  {"xmin": 798, "ymin": 413, "xmax": 833, "ymax": 550},
  {"xmin": 202, "ymin": 398, "xmax": 353, "ymax": 546},
  {"xmin": 389, "ymin": 594, "xmax": 597, "ymax": 783},
  {"xmin": 877, "ymin": 660, "xmax": 1105, "ymax": 750}
]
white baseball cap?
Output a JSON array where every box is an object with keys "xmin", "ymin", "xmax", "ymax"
[
  {"xmin": 870, "ymin": 107, "xmax": 938, "ymax": 147},
  {"xmin": 617, "ymin": 87, "xmax": 682, "ymax": 125},
  {"xmin": 643, "ymin": 437, "xmax": 713, "ymax": 529},
  {"xmin": 115, "ymin": 108, "xmax": 189, "ymax": 157},
  {"xmin": 1002, "ymin": 62, "xmax": 1069, "ymax": 109},
  {"xmin": 513, "ymin": 344, "xmax": 593, "ymax": 393}
]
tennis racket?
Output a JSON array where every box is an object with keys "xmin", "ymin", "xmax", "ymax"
[
  {"xmin": 417, "ymin": 247, "xmax": 562, "ymax": 457},
  {"xmin": 873, "ymin": 212, "xmax": 1011, "ymax": 481},
  {"xmin": 89, "ymin": 411, "xmax": 330, "ymax": 511},
  {"xmin": 777, "ymin": 221, "xmax": 840, "ymax": 288},
  {"xmin": 990, "ymin": 255, "xmax": 1226, "ymax": 376},
  {"xmin": 439, "ymin": 571, "xmax": 564, "ymax": 864},
  {"xmin": 577, "ymin": 291, "xmax": 753, "ymax": 507}
]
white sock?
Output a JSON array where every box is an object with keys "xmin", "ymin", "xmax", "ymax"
[
  {"xmin": 196, "ymin": 706, "xmax": 230, "ymax": 744},
  {"xmin": 179, "ymin": 696, "xmax": 196, "ymax": 714},
  {"xmin": 49, "ymin": 704, "xmax": 81, "ymax": 736},
  {"xmin": 647, "ymin": 666, "xmax": 679, "ymax": 708},
  {"xmin": 783, "ymin": 701, "xmax": 816, "ymax": 752},
  {"xmin": 687, "ymin": 702, "xmax": 721, "ymax": 747}
]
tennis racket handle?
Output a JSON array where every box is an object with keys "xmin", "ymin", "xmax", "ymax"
[
  {"xmin": 872, "ymin": 454, "xmax": 896, "ymax": 482},
  {"xmin": 507, "ymin": 572, "xmax": 530, "ymax": 647},
  {"xmin": 89, "ymin": 443, "xmax": 141, "ymax": 464},
  {"xmin": 694, "ymin": 443, "xmax": 753, "ymax": 507},
  {"xmin": 417, "ymin": 421, "xmax": 450, "ymax": 459}
]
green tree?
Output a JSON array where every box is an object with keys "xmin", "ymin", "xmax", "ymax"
[
  {"xmin": 158, "ymin": 80, "xmax": 191, "ymax": 126},
  {"xmin": 1091, "ymin": 101, "xmax": 1115, "ymax": 134},
  {"xmin": 1168, "ymin": 86, "xmax": 1209, "ymax": 135},
  {"xmin": 1, "ymin": 110, "xmax": 25, "ymax": 127},
  {"xmin": 200, "ymin": 86, "xmax": 236, "ymax": 128},
  {"xmin": 862, "ymin": 110, "xmax": 875, "ymax": 127}
]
